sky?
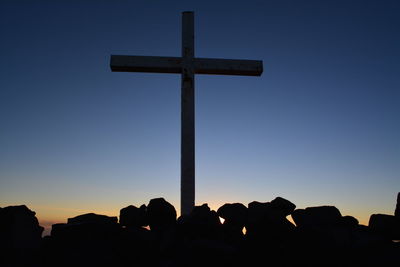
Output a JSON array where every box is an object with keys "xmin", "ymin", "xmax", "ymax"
[{"xmin": 1, "ymin": 0, "xmax": 399, "ymax": 234}]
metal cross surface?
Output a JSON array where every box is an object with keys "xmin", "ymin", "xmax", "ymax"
[{"xmin": 110, "ymin": 11, "xmax": 263, "ymax": 216}]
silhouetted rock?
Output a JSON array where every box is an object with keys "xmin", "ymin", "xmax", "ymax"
[
  {"xmin": 291, "ymin": 206, "xmax": 342, "ymax": 227},
  {"xmin": 247, "ymin": 197, "xmax": 295, "ymax": 224},
  {"xmin": 51, "ymin": 213, "xmax": 120, "ymax": 241},
  {"xmin": 246, "ymin": 200, "xmax": 296, "ymax": 246},
  {"xmin": 341, "ymin": 215, "xmax": 359, "ymax": 228},
  {"xmin": 217, "ymin": 203, "xmax": 247, "ymax": 231},
  {"xmin": 48, "ymin": 213, "xmax": 122, "ymax": 267},
  {"xmin": 395, "ymin": 192, "xmax": 400, "ymax": 217},
  {"xmin": 369, "ymin": 214, "xmax": 400, "ymax": 240},
  {"xmin": 351, "ymin": 224, "xmax": 392, "ymax": 248},
  {"xmin": 243, "ymin": 199, "xmax": 297, "ymax": 267},
  {"xmin": 118, "ymin": 226, "xmax": 155, "ymax": 266},
  {"xmin": 270, "ymin": 196, "xmax": 296, "ymax": 216},
  {"xmin": 50, "ymin": 223, "xmax": 68, "ymax": 237},
  {"xmin": 119, "ymin": 204, "xmax": 147, "ymax": 228},
  {"xmin": 178, "ymin": 204, "xmax": 221, "ymax": 240},
  {"xmin": 0, "ymin": 205, "xmax": 44, "ymax": 267},
  {"xmin": 0, "ymin": 205, "xmax": 44, "ymax": 249},
  {"xmin": 176, "ymin": 204, "xmax": 239, "ymax": 267},
  {"xmin": 6, "ymin": 197, "xmax": 400, "ymax": 267},
  {"xmin": 67, "ymin": 213, "xmax": 118, "ymax": 224},
  {"xmin": 246, "ymin": 199, "xmax": 295, "ymax": 231},
  {"xmin": 147, "ymin": 198, "xmax": 176, "ymax": 233}
]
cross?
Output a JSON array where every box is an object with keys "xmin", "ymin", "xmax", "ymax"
[{"xmin": 110, "ymin": 11, "xmax": 263, "ymax": 216}]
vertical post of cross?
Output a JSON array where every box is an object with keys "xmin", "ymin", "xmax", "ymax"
[
  {"xmin": 110, "ymin": 11, "xmax": 262, "ymax": 216},
  {"xmin": 181, "ymin": 11, "xmax": 195, "ymax": 216}
]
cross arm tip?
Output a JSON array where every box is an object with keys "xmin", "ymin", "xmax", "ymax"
[{"xmin": 194, "ymin": 58, "xmax": 264, "ymax": 76}]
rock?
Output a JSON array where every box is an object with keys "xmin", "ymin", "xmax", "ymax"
[
  {"xmin": 341, "ymin": 215, "xmax": 359, "ymax": 228},
  {"xmin": 0, "ymin": 205, "xmax": 44, "ymax": 249},
  {"xmin": 0, "ymin": 205, "xmax": 44, "ymax": 267},
  {"xmin": 190, "ymin": 204, "xmax": 221, "ymax": 230},
  {"xmin": 50, "ymin": 223, "xmax": 68, "ymax": 238},
  {"xmin": 119, "ymin": 204, "xmax": 147, "ymax": 228},
  {"xmin": 51, "ymin": 212, "xmax": 120, "ymax": 245},
  {"xmin": 247, "ymin": 197, "xmax": 295, "ymax": 224},
  {"xmin": 291, "ymin": 208, "xmax": 356, "ymax": 264},
  {"xmin": 51, "ymin": 220, "xmax": 120, "ymax": 240},
  {"xmin": 350, "ymin": 224, "xmax": 393, "ymax": 250},
  {"xmin": 216, "ymin": 203, "xmax": 247, "ymax": 244},
  {"xmin": 395, "ymin": 192, "xmax": 400, "ymax": 218},
  {"xmin": 246, "ymin": 199, "xmax": 294, "ymax": 231},
  {"xmin": 270, "ymin": 197, "xmax": 296, "ymax": 216},
  {"xmin": 48, "ymin": 214, "xmax": 122, "ymax": 267},
  {"xmin": 177, "ymin": 204, "xmax": 221, "ymax": 240},
  {"xmin": 147, "ymin": 198, "xmax": 176, "ymax": 232},
  {"xmin": 247, "ymin": 201, "xmax": 276, "ymax": 221},
  {"xmin": 67, "ymin": 213, "xmax": 118, "ymax": 225},
  {"xmin": 191, "ymin": 203, "xmax": 211, "ymax": 217},
  {"xmin": 291, "ymin": 206, "xmax": 342, "ymax": 227},
  {"xmin": 246, "ymin": 200, "xmax": 295, "ymax": 246},
  {"xmin": 368, "ymin": 214, "xmax": 400, "ymax": 240},
  {"xmin": 217, "ymin": 203, "xmax": 247, "ymax": 230}
]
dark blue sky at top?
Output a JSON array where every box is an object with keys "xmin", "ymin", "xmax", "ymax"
[{"xmin": 0, "ymin": 0, "xmax": 399, "ymax": 221}]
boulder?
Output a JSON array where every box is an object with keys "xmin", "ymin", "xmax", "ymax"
[
  {"xmin": 0, "ymin": 206, "xmax": 44, "ymax": 267},
  {"xmin": 147, "ymin": 198, "xmax": 176, "ymax": 232},
  {"xmin": 190, "ymin": 204, "xmax": 221, "ymax": 229},
  {"xmin": 291, "ymin": 206, "xmax": 342, "ymax": 227},
  {"xmin": 177, "ymin": 204, "xmax": 221, "ymax": 240},
  {"xmin": 368, "ymin": 214, "xmax": 400, "ymax": 240},
  {"xmin": 246, "ymin": 199, "xmax": 294, "ymax": 230},
  {"xmin": 119, "ymin": 204, "xmax": 147, "ymax": 228},
  {"xmin": 67, "ymin": 213, "xmax": 118, "ymax": 225},
  {"xmin": 270, "ymin": 197, "xmax": 296, "ymax": 216},
  {"xmin": 246, "ymin": 200, "xmax": 296, "ymax": 245},
  {"xmin": 341, "ymin": 215, "xmax": 359, "ymax": 228},
  {"xmin": 217, "ymin": 203, "xmax": 247, "ymax": 229},
  {"xmin": 51, "ymin": 213, "xmax": 120, "ymax": 243},
  {"xmin": 0, "ymin": 205, "xmax": 44, "ymax": 249},
  {"xmin": 50, "ymin": 223, "xmax": 68, "ymax": 238},
  {"xmin": 247, "ymin": 201, "xmax": 276, "ymax": 222},
  {"xmin": 48, "ymin": 213, "xmax": 123, "ymax": 267}
]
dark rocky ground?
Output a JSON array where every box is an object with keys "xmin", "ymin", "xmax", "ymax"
[{"xmin": 1, "ymin": 193, "xmax": 399, "ymax": 267}]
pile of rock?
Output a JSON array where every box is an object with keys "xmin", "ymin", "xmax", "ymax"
[{"xmin": 2, "ymin": 193, "xmax": 399, "ymax": 267}]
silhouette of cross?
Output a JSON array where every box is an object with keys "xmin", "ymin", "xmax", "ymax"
[{"xmin": 110, "ymin": 11, "xmax": 263, "ymax": 216}]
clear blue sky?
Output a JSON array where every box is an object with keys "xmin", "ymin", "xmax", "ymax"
[{"xmin": 1, "ymin": 0, "xmax": 399, "ymax": 230}]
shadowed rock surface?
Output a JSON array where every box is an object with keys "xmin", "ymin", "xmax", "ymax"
[
  {"xmin": 67, "ymin": 212, "xmax": 118, "ymax": 224},
  {"xmin": 178, "ymin": 203, "xmax": 221, "ymax": 240},
  {"xmin": 217, "ymin": 202, "xmax": 247, "ymax": 241},
  {"xmin": 0, "ymin": 205, "xmax": 44, "ymax": 266},
  {"xmin": 119, "ymin": 204, "xmax": 147, "ymax": 228},
  {"xmin": 147, "ymin": 197, "xmax": 177, "ymax": 233},
  {"xmin": 2, "ymin": 193, "xmax": 400, "ymax": 267},
  {"xmin": 369, "ymin": 213, "xmax": 400, "ymax": 240}
]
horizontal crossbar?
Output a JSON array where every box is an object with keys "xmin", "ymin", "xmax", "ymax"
[
  {"xmin": 111, "ymin": 55, "xmax": 182, "ymax": 74},
  {"xmin": 195, "ymin": 58, "xmax": 263, "ymax": 76},
  {"xmin": 110, "ymin": 55, "xmax": 263, "ymax": 76}
]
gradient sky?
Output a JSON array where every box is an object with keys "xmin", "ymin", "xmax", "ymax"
[{"xmin": 1, "ymin": 0, "xmax": 399, "ymax": 233}]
